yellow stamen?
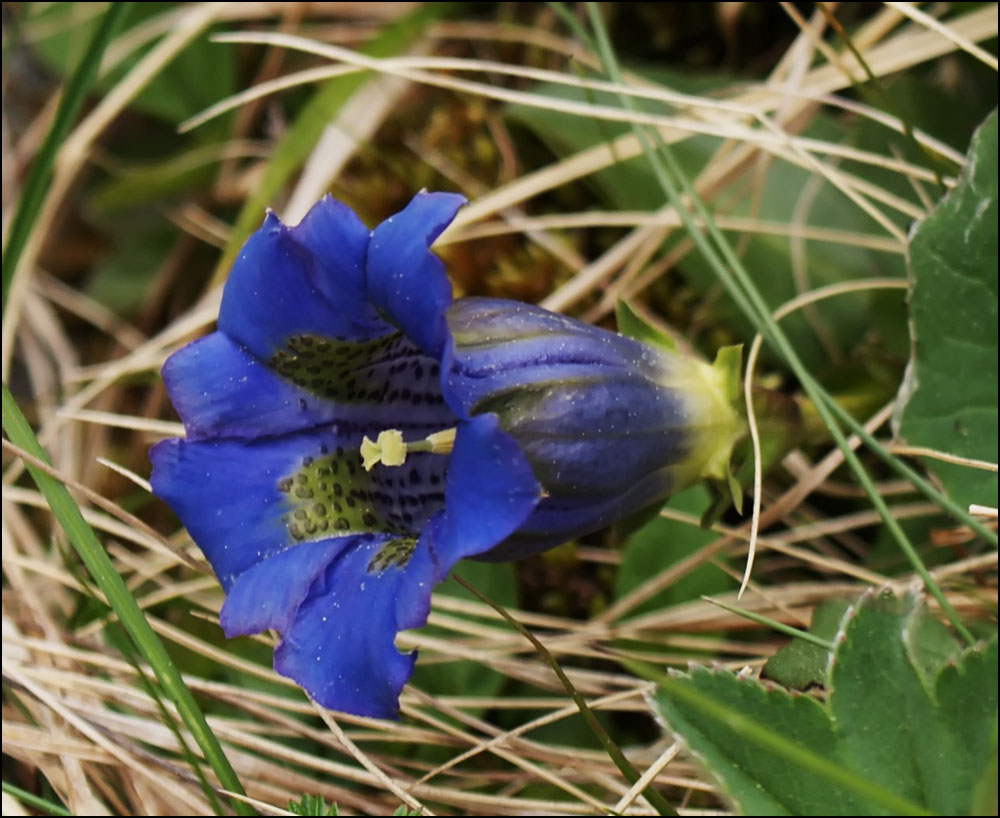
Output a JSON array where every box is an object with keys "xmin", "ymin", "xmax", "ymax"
[
  {"xmin": 425, "ymin": 428, "xmax": 457, "ymax": 454},
  {"xmin": 359, "ymin": 428, "xmax": 456, "ymax": 471}
]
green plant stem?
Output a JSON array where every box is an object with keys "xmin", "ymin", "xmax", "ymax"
[
  {"xmin": 454, "ymin": 574, "xmax": 678, "ymax": 817},
  {"xmin": 1, "ymin": 782, "xmax": 71, "ymax": 817},
  {"xmin": 1, "ymin": 384, "xmax": 253, "ymax": 816},
  {"xmin": 1, "ymin": 3, "xmax": 130, "ymax": 315},
  {"xmin": 702, "ymin": 597, "xmax": 834, "ymax": 650},
  {"xmin": 584, "ymin": 3, "xmax": 975, "ymax": 646}
]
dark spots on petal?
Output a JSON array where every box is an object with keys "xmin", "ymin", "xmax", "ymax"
[
  {"xmin": 366, "ymin": 538, "xmax": 416, "ymax": 574},
  {"xmin": 409, "ymin": 468, "xmax": 421, "ymax": 485}
]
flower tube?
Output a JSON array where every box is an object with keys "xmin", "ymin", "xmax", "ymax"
[{"xmin": 150, "ymin": 192, "xmax": 742, "ymax": 718}]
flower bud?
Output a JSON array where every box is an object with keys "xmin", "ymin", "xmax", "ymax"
[{"xmin": 444, "ymin": 297, "xmax": 743, "ymax": 560}]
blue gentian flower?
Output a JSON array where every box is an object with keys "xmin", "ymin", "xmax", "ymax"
[{"xmin": 150, "ymin": 192, "xmax": 741, "ymax": 718}]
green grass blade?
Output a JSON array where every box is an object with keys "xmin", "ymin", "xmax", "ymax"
[
  {"xmin": 1, "ymin": 384, "xmax": 253, "ymax": 816},
  {"xmin": 1, "ymin": 3, "xmax": 130, "ymax": 315},
  {"xmin": 1, "ymin": 782, "xmax": 72, "ymax": 817},
  {"xmin": 105, "ymin": 623, "xmax": 225, "ymax": 814},
  {"xmin": 701, "ymin": 596, "xmax": 834, "ymax": 651}
]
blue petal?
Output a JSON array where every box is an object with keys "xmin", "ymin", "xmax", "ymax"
[
  {"xmin": 274, "ymin": 531, "xmax": 436, "ymax": 719},
  {"xmin": 220, "ymin": 538, "xmax": 347, "ymax": 636},
  {"xmin": 289, "ymin": 196, "xmax": 385, "ymax": 337},
  {"xmin": 162, "ymin": 332, "xmax": 348, "ymax": 440},
  {"xmin": 150, "ymin": 435, "xmax": 313, "ymax": 589},
  {"xmin": 432, "ymin": 413, "xmax": 540, "ymax": 578},
  {"xmin": 366, "ymin": 192, "xmax": 466, "ymax": 357},
  {"xmin": 218, "ymin": 206, "xmax": 386, "ymax": 360}
]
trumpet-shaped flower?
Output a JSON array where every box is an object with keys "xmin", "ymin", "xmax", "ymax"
[{"xmin": 150, "ymin": 192, "xmax": 741, "ymax": 718}]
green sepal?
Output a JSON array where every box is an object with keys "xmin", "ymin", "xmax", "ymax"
[
  {"xmin": 711, "ymin": 343, "xmax": 744, "ymax": 406},
  {"xmin": 615, "ymin": 298, "xmax": 678, "ymax": 351}
]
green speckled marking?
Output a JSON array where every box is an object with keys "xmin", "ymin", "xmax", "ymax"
[
  {"xmin": 277, "ymin": 447, "xmax": 397, "ymax": 543},
  {"xmin": 269, "ymin": 332, "xmax": 403, "ymax": 401},
  {"xmin": 367, "ymin": 538, "xmax": 416, "ymax": 574}
]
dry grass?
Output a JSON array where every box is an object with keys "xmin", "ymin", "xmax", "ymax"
[{"xmin": 3, "ymin": 3, "xmax": 997, "ymax": 815}]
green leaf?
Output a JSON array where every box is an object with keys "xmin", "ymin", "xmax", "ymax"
[
  {"xmin": 895, "ymin": 108, "xmax": 998, "ymax": 509},
  {"xmin": 970, "ymin": 717, "xmax": 998, "ymax": 817},
  {"xmin": 902, "ymin": 598, "xmax": 962, "ymax": 688},
  {"xmin": 653, "ymin": 668, "xmax": 868, "ymax": 815},
  {"xmin": 763, "ymin": 598, "xmax": 849, "ymax": 689},
  {"xmin": 652, "ymin": 589, "xmax": 995, "ymax": 815},
  {"xmin": 615, "ymin": 298, "xmax": 677, "ymax": 350},
  {"xmin": 287, "ymin": 794, "xmax": 338, "ymax": 816},
  {"xmin": 829, "ymin": 591, "xmax": 956, "ymax": 814},
  {"xmin": 932, "ymin": 632, "xmax": 999, "ymax": 813}
]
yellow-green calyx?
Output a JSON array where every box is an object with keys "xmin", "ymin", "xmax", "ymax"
[{"xmin": 661, "ymin": 344, "xmax": 745, "ymax": 491}]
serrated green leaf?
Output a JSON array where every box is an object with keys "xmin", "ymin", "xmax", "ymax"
[
  {"xmin": 970, "ymin": 716, "xmax": 998, "ymax": 817},
  {"xmin": 895, "ymin": 108, "xmax": 998, "ymax": 509},
  {"xmin": 287, "ymin": 794, "xmax": 338, "ymax": 816},
  {"xmin": 652, "ymin": 670, "xmax": 880, "ymax": 815},
  {"xmin": 828, "ymin": 591, "xmax": 959, "ymax": 814},
  {"xmin": 763, "ymin": 598, "xmax": 849, "ymax": 690},
  {"xmin": 934, "ymin": 633, "xmax": 999, "ymax": 813},
  {"xmin": 902, "ymin": 599, "xmax": 962, "ymax": 689},
  {"xmin": 652, "ymin": 589, "xmax": 994, "ymax": 815}
]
